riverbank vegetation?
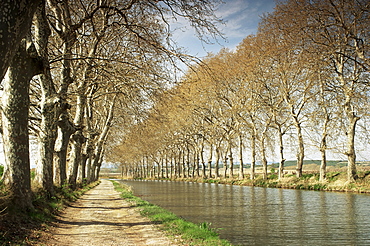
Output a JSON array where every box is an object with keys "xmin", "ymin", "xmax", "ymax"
[
  {"xmin": 168, "ymin": 169, "xmax": 370, "ymax": 193},
  {"xmin": 111, "ymin": 0, "xmax": 370, "ymax": 186},
  {"xmin": 111, "ymin": 180, "xmax": 232, "ymax": 246}
]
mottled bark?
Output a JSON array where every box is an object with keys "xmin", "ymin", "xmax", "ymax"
[
  {"xmin": 181, "ymin": 149, "xmax": 186, "ymax": 178},
  {"xmin": 228, "ymin": 141, "xmax": 234, "ymax": 178},
  {"xmin": 1, "ymin": 36, "xmax": 41, "ymax": 210},
  {"xmin": 200, "ymin": 139, "xmax": 207, "ymax": 178},
  {"xmin": 207, "ymin": 143, "xmax": 213, "ymax": 178},
  {"xmin": 320, "ymin": 144, "xmax": 327, "ymax": 182},
  {"xmin": 277, "ymin": 126, "xmax": 285, "ymax": 180},
  {"xmin": 238, "ymin": 134, "xmax": 244, "ymax": 179},
  {"xmin": 44, "ymin": 0, "xmax": 79, "ymax": 188},
  {"xmin": 34, "ymin": 2, "xmax": 59, "ymax": 193},
  {"xmin": 54, "ymin": 113, "xmax": 75, "ymax": 186},
  {"xmin": 345, "ymin": 98, "xmax": 360, "ymax": 182},
  {"xmin": 193, "ymin": 148, "xmax": 199, "ymax": 177},
  {"xmin": 68, "ymin": 129, "xmax": 85, "ymax": 188},
  {"xmin": 186, "ymin": 147, "xmax": 191, "ymax": 178},
  {"xmin": 319, "ymin": 122, "xmax": 329, "ymax": 182},
  {"xmin": 250, "ymin": 128, "xmax": 257, "ymax": 180},
  {"xmin": 94, "ymin": 146, "xmax": 105, "ymax": 179},
  {"xmin": 261, "ymin": 140, "xmax": 268, "ymax": 180},
  {"xmin": 81, "ymin": 134, "xmax": 94, "ymax": 183},
  {"xmin": 214, "ymin": 146, "xmax": 220, "ymax": 178},
  {"xmin": 67, "ymin": 91, "xmax": 87, "ymax": 188},
  {"xmin": 260, "ymin": 119, "xmax": 271, "ymax": 180},
  {"xmin": 173, "ymin": 152, "xmax": 178, "ymax": 178},
  {"xmin": 83, "ymin": 89, "xmax": 97, "ymax": 183},
  {"xmin": 165, "ymin": 154, "xmax": 169, "ymax": 178},
  {"xmin": 294, "ymin": 119, "xmax": 304, "ymax": 178},
  {"xmin": 170, "ymin": 156, "xmax": 174, "ymax": 178},
  {"xmin": 0, "ymin": 0, "xmax": 42, "ymax": 81},
  {"xmin": 223, "ymin": 149, "xmax": 228, "ymax": 178},
  {"xmin": 80, "ymin": 154, "xmax": 88, "ymax": 183}
]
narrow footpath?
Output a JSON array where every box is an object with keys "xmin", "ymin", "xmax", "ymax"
[{"xmin": 37, "ymin": 179, "xmax": 178, "ymax": 246}]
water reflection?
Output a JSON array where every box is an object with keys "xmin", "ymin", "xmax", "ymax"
[{"xmin": 120, "ymin": 180, "xmax": 370, "ymax": 245}]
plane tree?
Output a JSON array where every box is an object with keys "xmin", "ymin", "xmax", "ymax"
[{"xmin": 269, "ymin": 0, "xmax": 370, "ymax": 181}]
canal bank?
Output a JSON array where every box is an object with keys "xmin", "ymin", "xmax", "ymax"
[{"xmin": 116, "ymin": 169, "xmax": 370, "ymax": 194}]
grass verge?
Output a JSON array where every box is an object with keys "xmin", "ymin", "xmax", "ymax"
[
  {"xmin": 0, "ymin": 181, "xmax": 100, "ymax": 245},
  {"xmin": 111, "ymin": 180, "xmax": 232, "ymax": 246}
]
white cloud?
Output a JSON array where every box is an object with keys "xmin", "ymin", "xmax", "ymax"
[
  {"xmin": 170, "ymin": 0, "xmax": 276, "ymax": 57},
  {"xmin": 217, "ymin": 0, "xmax": 275, "ymax": 39}
]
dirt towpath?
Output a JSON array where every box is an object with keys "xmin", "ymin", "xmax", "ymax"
[{"xmin": 38, "ymin": 179, "xmax": 178, "ymax": 246}]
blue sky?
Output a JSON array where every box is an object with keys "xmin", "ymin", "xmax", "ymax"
[{"xmin": 173, "ymin": 0, "xmax": 277, "ymax": 58}]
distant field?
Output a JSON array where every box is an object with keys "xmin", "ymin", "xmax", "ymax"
[{"xmin": 281, "ymin": 160, "xmax": 370, "ymax": 167}]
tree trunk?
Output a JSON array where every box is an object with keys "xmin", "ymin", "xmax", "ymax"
[
  {"xmin": 0, "ymin": 0, "xmax": 41, "ymax": 81},
  {"xmin": 84, "ymin": 87, "xmax": 96, "ymax": 183},
  {"xmin": 34, "ymin": 2, "xmax": 61, "ymax": 190},
  {"xmin": 36, "ymin": 100, "xmax": 59, "ymax": 192},
  {"xmin": 187, "ymin": 147, "xmax": 191, "ymax": 178},
  {"xmin": 1, "ymin": 36, "xmax": 40, "ymax": 210},
  {"xmin": 229, "ymin": 141, "xmax": 234, "ymax": 178},
  {"xmin": 173, "ymin": 152, "xmax": 178, "ymax": 178},
  {"xmin": 261, "ymin": 138, "xmax": 268, "ymax": 180},
  {"xmin": 181, "ymin": 149, "xmax": 186, "ymax": 178},
  {"xmin": 319, "ymin": 127, "xmax": 328, "ymax": 182},
  {"xmin": 208, "ymin": 143, "xmax": 213, "ymax": 178},
  {"xmin": 95, "ymin": 147, "xmax": 105, "ymax": 179},
  {"xmin": 194, "ymin": 148, "xmax": 199, "ymax": 177},
  {"xmin": 85, "ymin": 151, "xmax": 93, "ymax": 181},
  {"xmin": 238, "ymin": 134, "xmax": 244, "ymax": 179},
  {"xmin": 80, "ymin": 154, "xmax": 88, "ymax": 183},
  {"xmin": 68, "ymin": 130, "xmax": 85, "ymax": 188},
  {"xmin": 215, "ymin": 146, "xmax": 220, "ymax": 178},
  {"xmin": 68, "ymin": 92, "xmax": 87, "ymax": 188},
  {"xmin": 223, "ymin": 149, "xmax": 228, "ymax": 178},
  {"xmin": 345, "ymin": 108, "xmax": 359, "ymax": 182},
  {"xmin": 165, "ymin": 154, "xmax": 169, "ymax": 179},
  {"xmin": 294, "ymin": 119, "xmax": 304, "ymax": 178},
  {"xmin": 200, "ymin": 139, "xmax": 207, "ymax": 178},
  {"xmin": 277, "ymin": 126, "xmax": 285, "ymax": 180},
  {"xmin": 53, "ymin": 113, "xmax": 75, "ymax": 186},
  {"xmin": 320, "ymin": 147, "xmax": 327, "ymax": 182},
  {"xmin": 170, "ymin": 155, "xmax": 174, "ymax": 179},
  {"xmin": 250, "ymin": 131, "xmax": 256, "ymax": 180}
]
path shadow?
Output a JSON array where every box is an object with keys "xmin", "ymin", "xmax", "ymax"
[
  {"xmin": 67, "ymin": 205, "xmax": 131, "ymax": 210},
  {"xmin": 55, "ymin": 218, "xmax": 154, "ymax": 227}
]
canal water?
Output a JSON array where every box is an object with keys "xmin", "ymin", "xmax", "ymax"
[{"xmin": 119, "ymin": 180, "xmax": 370, "ymax": 245}]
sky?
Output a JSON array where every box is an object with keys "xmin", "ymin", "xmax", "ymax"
[{"xmin": 173, "ymin": 0, "xmax": 277, "ymax": 58}]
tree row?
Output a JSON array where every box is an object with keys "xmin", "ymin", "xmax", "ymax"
[
  {"xmin": 0, "ymin": 0, "xmax": 222, "ymax": 211},
  {"xmin": 112, "ymin": 0, "xmax": 370, "ymax": 183}
]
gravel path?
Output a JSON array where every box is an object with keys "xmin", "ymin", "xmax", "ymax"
[{"xmin": 38, "ymin": 179, "xmax": 178, "ymax": 246}]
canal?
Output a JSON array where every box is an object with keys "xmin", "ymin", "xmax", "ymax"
[{"xmin": 119, "ymin": 180, "xmax": 370, "ymax": 245}]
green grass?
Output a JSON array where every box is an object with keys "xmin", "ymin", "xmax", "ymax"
[{"xmin": 111, "ymin": 180, "xmax": 232, "ymax": 246}]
